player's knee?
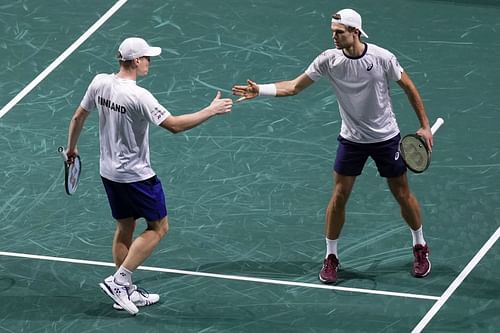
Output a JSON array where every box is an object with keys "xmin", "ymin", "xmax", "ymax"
[
  {"xmin": 155, "ymin": 218, "xmax": 169, "ymax": 238},
  {"xmin": 147, "ymin": 217, "xmax": 169, "ymax": 238},
  {"xmin": 159, "ymin": 218, "xmax": 169, "ymax": 238},
  {"xmin": 394, "ymin": 190, "xmax": 415, "ymax": 206},
  {"xmin": 330, "ymin": 191, "xmax": 349, "ymax": 209}
]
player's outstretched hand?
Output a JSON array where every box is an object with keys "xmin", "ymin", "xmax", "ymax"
[
  {"xmin": 232, "ymin": 79, "xmax": 259, "ymax": 102},
  {"xmin": 209, "ymin": 91, "xmax": 233, "ymax": 115}
]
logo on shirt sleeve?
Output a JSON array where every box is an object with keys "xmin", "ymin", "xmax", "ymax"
[{"xmin": 151, "ymin": 107, "xmax": 166, "ymax": 120}]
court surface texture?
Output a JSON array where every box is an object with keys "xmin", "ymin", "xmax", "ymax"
[{"xmin": 0, "ymin": 0, "xmax": 499, "ymax": 332}]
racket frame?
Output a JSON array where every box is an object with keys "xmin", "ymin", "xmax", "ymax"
[
  {"xmin": 399, "ymin": 117, "xmax": 444, "ymax": 174},
  {"xmin": 58, "ymin": 146, "xmax": 81, "ymax": 195},
  {"xmin": 399, "ymin": 134, "xmax": 430, "ymax": 173}
]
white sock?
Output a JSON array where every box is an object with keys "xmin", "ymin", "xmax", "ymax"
[
  {"xmin": 114, "ymin": 266, "xmax": 133, "ymax": 286},
  {"xmin": 411, "ymin": 226, "xmax": 426, "ymax": 246},
  {"xmin": 325, "ymin": 238, "xmax": 338, "ymax": 258}
]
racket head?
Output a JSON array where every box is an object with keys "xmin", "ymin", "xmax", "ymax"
[
  {"xmin": 64, "ymin": 155, "xmax": 81, "ymax": 195},
  {"xmin": 399, "ymin": 134, "xmax": 431, "ymax": 173}
]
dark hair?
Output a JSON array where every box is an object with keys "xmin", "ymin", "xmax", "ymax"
[
  {"xmin": 347, "ymin": 26, "xmax": 361, "ymax": 38},
  {"xmin": 117, "ymin": 52, "xmax": 135, "ymax": 69}
]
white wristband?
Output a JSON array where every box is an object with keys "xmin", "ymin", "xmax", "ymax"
[{"xmin": 258, "ymin": 84, "xmax": 277, "ymax": 96}]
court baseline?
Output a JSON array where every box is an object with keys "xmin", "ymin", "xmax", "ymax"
[{"xmin": 0, "ymin": 250, "xmax": 439, "ymax": 301}]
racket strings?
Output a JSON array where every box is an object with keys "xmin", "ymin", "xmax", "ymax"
[
  {"xmin": 65, "ymin": 157, "xmax": 81, "ymax": 195},
  {"xmin": 401, "ymin": 137, "xmax": 429, "ymax": 172}
]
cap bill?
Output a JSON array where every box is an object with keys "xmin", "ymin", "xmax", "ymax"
[{"xmin": 144, "ymin": 46, "xmax": 162, "ymax": 57}]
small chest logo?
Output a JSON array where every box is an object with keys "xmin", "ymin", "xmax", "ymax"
[
  {"xmin": 395, "ymin": 152, "xmax": 400, "ymax": 160},
  {"xmin": 367, "ymin": 63, "xmax": 374, "ymax": 71}
]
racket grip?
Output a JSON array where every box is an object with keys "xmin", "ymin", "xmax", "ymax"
[
  {"xmin": 431, "ymin": 117, "xmax": 444, "ymax": 135},
  {"xmin": 58, "ymin": 146, "xmax": 68, "ymax": 162}
]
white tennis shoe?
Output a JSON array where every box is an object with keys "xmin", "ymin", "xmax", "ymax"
[
  {"xmin": 113, "ymin": 284, "xmax": 160, "ymax": 310},
  {"xmin": 99, "ymin": 276, "xmax": 139, "ymax": 315}
]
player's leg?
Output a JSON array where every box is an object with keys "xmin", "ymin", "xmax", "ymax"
[
  {"xmin": 99, "ymin": 176, "xmax": 168, "ymax": 313},
  {"xmin": 99, "ymin": 177, "xmax": 140, "ymax": 314},
  {"xmin": 320, "ymin": 136, "xmax": 367, "ymax": 284},
  {"xmin": 110, "ymin": 216, "xmax": 167, "ymax": 312},
  {"xmin": 371, "ymin": 134, "xmax": 423, "ymax": 229},
  {"xmin": 325, "ymin": 172, "xmax": 357, "ymax": 240},
  {"xmin": 120, "ymin": 174, "xmax": 169, "ymax": 272},
  {"xmin": 110, "ymin": 217, "xmax": 168, "ymax": 311},
  {"xmin": 319, "ymin": 172, "xmax": 356, "ymax": 284},
  {"xmin": 387, "ymin": 174, "xmax": 431, "ymax": 277},
  {"xmin": 373, "ymin": 134, "xmax": 431, "ymax": 278},
  {"xmin": 386, "ymin": 173, "xmax": 421, "ymax": 230},
  {"xmin": 121, "ymin": 216, "xmax": 169, "ymax": 272},
  {"xmin": 327, "ymin": 136, "xmax": 367, "ymax": 239},
  {"xmin": 113, "ymin": 217, "xmax": 136, "ymax": 268}
]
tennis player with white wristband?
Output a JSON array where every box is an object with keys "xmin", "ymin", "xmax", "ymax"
[
  {"xmin": 65, "ymin": 37, "xmax": 233, "ymax": 315},
  {"xmin": 232, "ymin": 8, "xmax": 433, "ymax": 284}
]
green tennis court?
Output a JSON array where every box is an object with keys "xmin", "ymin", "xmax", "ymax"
[{"xmin": 1, "ymin": 0, "xmax": 499, "ymax": 332}]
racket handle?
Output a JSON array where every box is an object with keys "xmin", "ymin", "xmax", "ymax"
[
  {"xmin": 58, "ymin": 146, "xmax": 68, "ymax": 162},
  {"xmin": 431, "ymin": 117, "xmax": 444, "ymax": 135}
]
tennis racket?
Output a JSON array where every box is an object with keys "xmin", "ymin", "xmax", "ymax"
[
  {"xmin": 399, "ymin": 118, "xmax": 444, "ymax": 173},
  {"xmin": 58, "ymin": 146, "xmax": 81, "ymax": 195}
]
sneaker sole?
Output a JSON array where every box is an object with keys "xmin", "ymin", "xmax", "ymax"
[
  {"xmin": 99, "ymin": 282, "xmax": 138, "ymax": 315},
  {"xmin": 113, "ymin": 300, "xmax": 159, "ymax": 310},
  {"xmin": 113, "ymin": 303, "xmax": 126, "ymax": 311},
  {"xmin": 318, "ymin": 274, "xmax": 336, "ymax": 284}
]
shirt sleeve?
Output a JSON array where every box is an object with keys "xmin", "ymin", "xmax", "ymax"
[
  {"xmin": 80, "ymin": 75, "xmax": 100, "ymax": 112},
  {"xmin": 305, "ymin": 51, "xmax": 331, "ymax": 81},
  {"xmin": 386, "ymin": 54, "xmax": 403, "ymax": 81},
  {"xmin": 139, "ymin": 90, "xmax": 171, "ymax": 126}
]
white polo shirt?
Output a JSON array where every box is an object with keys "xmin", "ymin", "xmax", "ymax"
[
  {"xmin": 305, "ymin": 43, "xmax": 403, "ymax": 143},
  {"xmin": 80, "ymin": 74, "xmax": 171, "ymax": 183}
]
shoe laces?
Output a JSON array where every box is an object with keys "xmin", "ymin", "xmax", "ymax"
[
  {"xmin": 414, "ymin": 245, "xmax": 428, "ymax": 262},
  {"xmin": 125, "ymin": 284, "xmax": 145, "ymax": 297},
  {"xmin": 323, "ymin": 255, "xmax": 338, "ymax": 273},
  {"xmin": 135, "ymin": 287, "xmax": 151, "ymax": 299}
]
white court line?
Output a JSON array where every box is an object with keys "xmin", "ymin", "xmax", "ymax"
[
  {"xmin": 412, "ymin": 226, "xmax": 500, "ymax": 333},
  {"xmin": 0, "ymin": 250, "xmax": 439, "ymax": 301},
  {"xmin": 0, "ymin": 0, "xmax": 128, "ymax": 119}
]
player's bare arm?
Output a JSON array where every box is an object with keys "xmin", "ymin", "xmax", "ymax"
[
  {"xmin": 232, "ymin": 73, "xmax": 314, "ymax": 102},
  {"xmin": 397, "ymin": 71, "xmax": 433, "ymax": 149},
  {"xmin": 160, "ymin": 91, "xmax": 232, "ymax": 134},
  {"xmin": 66, "ymin": 106, "xmax": 89, "ymax": 162}
]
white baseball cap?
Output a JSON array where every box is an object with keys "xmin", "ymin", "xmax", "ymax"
[
  {"xmin": 118, "ymin": 37, "xmax": 162, "ymax": 61},
  {"xmin": 332, "ymin": 9, "xmax": 368, "ymax": 38}
]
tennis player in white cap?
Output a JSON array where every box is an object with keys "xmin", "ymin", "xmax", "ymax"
[
  {"xmin": 232, "ymin": 9, "xmax": 432, "ymax": 284},
  {"xmin": 65, "ymin": 37, "xmax": 233, "ymax": 314}
]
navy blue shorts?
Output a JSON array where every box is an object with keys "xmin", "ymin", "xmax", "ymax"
[
  {"xmin": 334, "ymin": 134, "xmax": 407, "ymax": 177},
  {"xmin": 101, "ymin": 176, "xmax": 168, "ymax": 221}
]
